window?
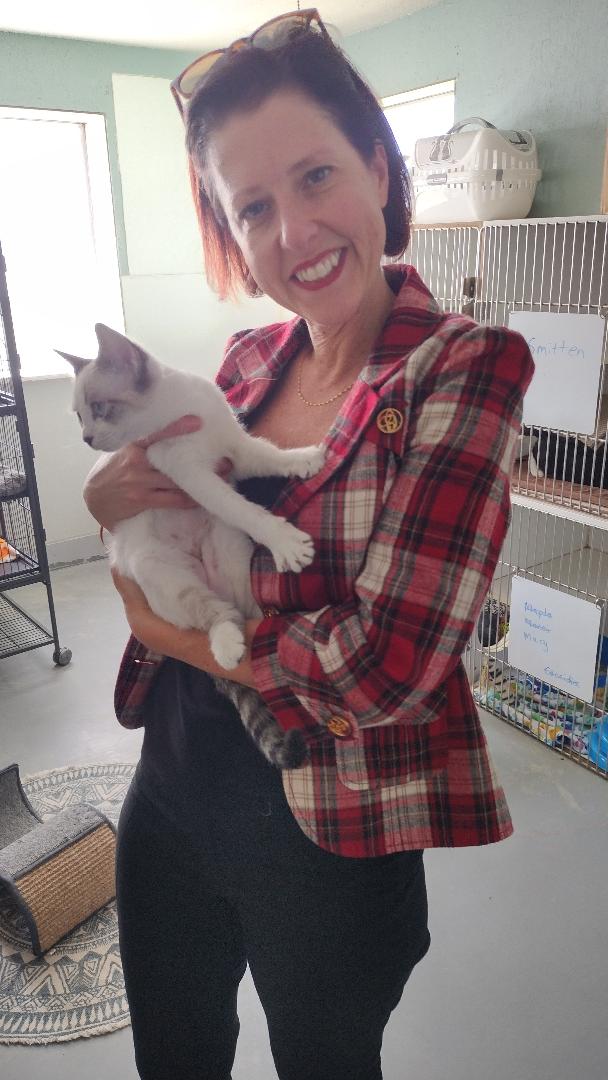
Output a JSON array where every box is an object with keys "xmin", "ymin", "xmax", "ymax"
[
  {"xmin": 382, "ymin": 80, "xmax": 456, "ymax": 170},
  {"xmin": 0, "ymin": 108, "xmax": 123, "ymax": 378}
]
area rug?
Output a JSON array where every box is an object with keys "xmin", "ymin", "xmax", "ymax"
[{"xmin": 0, "ymin": 762, "xmax": 135, "ymax": 1044}]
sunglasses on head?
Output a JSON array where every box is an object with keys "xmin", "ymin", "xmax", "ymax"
[{"xmin": 170, "ymin": 8, "xmax": 328, "ymax": 118}]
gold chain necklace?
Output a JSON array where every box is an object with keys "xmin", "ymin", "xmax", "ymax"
[{"xmin": 296, "ymin": 353, "xmax": 356, "ymax": 408}]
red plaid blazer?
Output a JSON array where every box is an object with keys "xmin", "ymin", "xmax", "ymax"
[{"xmin": 115, "ymin": 265, "xmax": 535, "ymax": 856}]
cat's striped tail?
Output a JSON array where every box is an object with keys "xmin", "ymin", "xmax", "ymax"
[{"xmin": 214, "ymin": 678, "xmax": 309, "ymax": 769}]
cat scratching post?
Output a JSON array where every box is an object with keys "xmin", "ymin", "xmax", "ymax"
[{"xmin": 0, "ymin": 764, "xmax": 117, "ymax": 955}]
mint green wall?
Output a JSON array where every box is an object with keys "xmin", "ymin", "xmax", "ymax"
[
  {"xmin": 346, "ymin": 0, "xmax": 608, "ymax": 218},
  {"xmin": 0, "ymin": 31, "xmax": 198, "ymax": 274}
]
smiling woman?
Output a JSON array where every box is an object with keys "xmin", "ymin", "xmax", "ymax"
[
  {"xmin": 82, "ymin": 11, "xmax": 536, "ymax": 1080},
  {"xmin": 185, "ymin": 22, "xmax": 411, "ymax": 301},
  {"xmin": 201, "ymin": 90, "xmax": 392, "ymax": 335}
]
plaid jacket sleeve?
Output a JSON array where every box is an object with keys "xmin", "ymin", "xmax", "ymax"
[{"xmin": 250, "ymin": 324, "xmax": 535, "ymax": 734}]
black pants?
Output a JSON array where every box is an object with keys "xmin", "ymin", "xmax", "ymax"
[{"xmin": 116, "ymin": 771, "xmax": 430, "ymax": 1080}]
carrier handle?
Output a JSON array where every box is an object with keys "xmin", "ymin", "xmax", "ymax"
[
  {"xmin": 444, "ymin": 117, "xmax": 534, "ymax": 151},
  {"xmin": 446, "ymin": 117, "xmax": 497, "ymax": 134}
]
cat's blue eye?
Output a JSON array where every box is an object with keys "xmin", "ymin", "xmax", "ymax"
[{"xmin": 91, "ymin": 401, "xmax": 114, "ymax": 421}]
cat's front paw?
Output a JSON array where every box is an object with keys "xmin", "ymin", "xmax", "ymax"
[
  {"xmin": 287, "ymin": 445, "xmax": 325, "ymax": 480},
  {"xmin": 210, "ymin": 621, "xmax": 246, "ymax": 669},
  {"xmin": 270, "ymin": 522, "xmax": 315, "ymax": 572}
]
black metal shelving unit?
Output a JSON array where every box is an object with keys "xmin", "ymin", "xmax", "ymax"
[{"xmin": 0, "ymin": 239, "xmax": 71, "ymax": 665}]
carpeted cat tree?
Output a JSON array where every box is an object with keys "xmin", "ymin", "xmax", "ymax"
[{"xmin": 0, "ymin": 763, "xmax": 116, "ymax": 955}]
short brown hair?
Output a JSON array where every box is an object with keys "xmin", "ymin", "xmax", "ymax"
[{"xmin": 185, "ymin": 28, "xmax": 412, "ymax": 301}]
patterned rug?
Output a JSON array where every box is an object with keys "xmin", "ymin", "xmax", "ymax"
[{"xmin": 0, "ymin": 762, "xmax": 135, "ymax": 1045}]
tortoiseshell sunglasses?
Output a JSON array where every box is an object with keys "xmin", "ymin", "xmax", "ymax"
[{"xmin": 170, "ymin": 8, "xmax": 328, "ymax": 118}]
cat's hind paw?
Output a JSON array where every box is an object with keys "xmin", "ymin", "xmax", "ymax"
[
  {"xmin": 270, "ymin": 524, "xmax": 315, "ymax": 572},
  {"xmin": 210, "ymin": 621, "xmax": 246, "ymax": 669}
]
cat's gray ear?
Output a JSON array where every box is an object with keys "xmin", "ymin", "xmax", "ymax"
[
  {"xmin": 94, "ymin": 323, "xmax": 152, "ymax": 391},
  {"xmin": 95, "ymin": 323, "xmax": 140, "ymax": 363},
  {"xmin": 55, "ymin": 350, "xmax": 90, "ymax": 376}
]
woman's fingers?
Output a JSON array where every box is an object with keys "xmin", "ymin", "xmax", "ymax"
[
  {"xmin": 134, "ymin": 418, "xmax": 233, "ymax": 485},
  {"xmin": 215, "ymin": 457, "xmax": 233, "ymax": 481},
  {"xmin": 136, "ymin": 414, "xmax": 202, "ymax": 449},
  {"xmin": 111, "ymin": 567, "xmax": 149, "ymax": 610}
]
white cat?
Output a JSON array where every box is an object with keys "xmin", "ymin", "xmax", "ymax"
[{"xmin": 61, "ymin": 323, "xmax": 324, "ymax": 768}]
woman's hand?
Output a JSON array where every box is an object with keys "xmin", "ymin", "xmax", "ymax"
[{"xmin": 83, "ymin": 415, "xmax": 233, "ymax": 532}]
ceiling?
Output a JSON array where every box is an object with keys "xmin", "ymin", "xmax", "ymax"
[{"xmin": 0, "ymin": 1, "xmax": 440, "ymax": 52}]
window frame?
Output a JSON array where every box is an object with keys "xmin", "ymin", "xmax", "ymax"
[
  {"xmin": 0, "ymin": 106, "xmax": 124, "ymax": 381},
  {"xmin": 381, "ymin": 79, "xmax": 456, "ymax": 165}
]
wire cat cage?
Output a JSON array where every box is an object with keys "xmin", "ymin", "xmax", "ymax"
[
  {"xmin": 0, "ymin": 239, "xmax": 71, "ymax": 664},
  {"xmin": 407, "ymin": 216, "xmax": 608, "ymax": 779},
  {"xmin": 408, "ymin": 223, "xmax": 480, "ymax": 314},
  {"xmin": 478, "ymin": 217, "xmax": 608, "ymax": 519}
]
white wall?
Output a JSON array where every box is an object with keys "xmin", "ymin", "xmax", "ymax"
[
  {"xmin": 121, "ymin": 274, "xmax": 288, "ymax": 381},
  {"xmin": 24, "ymin": 375, "xmax": 98, "ymax": 561}
]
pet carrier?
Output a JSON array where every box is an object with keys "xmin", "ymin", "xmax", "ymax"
[{"xmin": 411, "ymin": 117, "xmax": 542, "ymax": 224}]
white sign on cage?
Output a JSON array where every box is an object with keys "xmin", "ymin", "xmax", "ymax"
[
  {"xmin": 507, "ymin": 312, "xmax": 606, "ymax": 435},
  {"xmin": 508, "ymin": 575, "xmax": 602, "ymax": 704}
]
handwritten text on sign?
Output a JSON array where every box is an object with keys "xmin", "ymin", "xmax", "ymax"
[
  {"xmin": 508, "ymin": 312, "xmax": 605, "ymax": 434},
  {"xmin": 508, "ymin": 576, "xmax": 601, "ymax": 703}
]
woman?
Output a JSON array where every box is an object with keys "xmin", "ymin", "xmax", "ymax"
[{"xmin": 85, "ymin": 12, "xmax": 534, "ymax": 1080}]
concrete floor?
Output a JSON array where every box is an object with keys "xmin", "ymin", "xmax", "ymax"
[{"xmin": 1, "ymin": 558, "xmax": 607, "ymax": 1080}]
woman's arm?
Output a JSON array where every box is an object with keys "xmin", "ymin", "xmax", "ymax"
[{"xmin": 111, "ymin": 570, "xmax": 261, "ymax": 687}]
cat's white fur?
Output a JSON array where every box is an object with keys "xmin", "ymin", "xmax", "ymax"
[{"xmin": 64, "ymin": 324, "xmax": 324, "ymax": 668}]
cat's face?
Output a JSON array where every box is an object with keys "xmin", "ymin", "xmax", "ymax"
[{"xmin": 58, "ymin": 324, "xmax": 157, "ymax": 451}]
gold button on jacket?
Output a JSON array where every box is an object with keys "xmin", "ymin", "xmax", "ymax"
[{"xmin": 326, "ymin": 716, "xmax": 354, "ymax": 739}]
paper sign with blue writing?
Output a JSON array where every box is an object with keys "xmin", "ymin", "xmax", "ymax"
[
  {"xmin": 508, "ymin": 312, "xmax": 605, "ymax": 434},
  {"xmin": 507, "ymin": 575, "xmax": 601, "ymax": 704}
]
